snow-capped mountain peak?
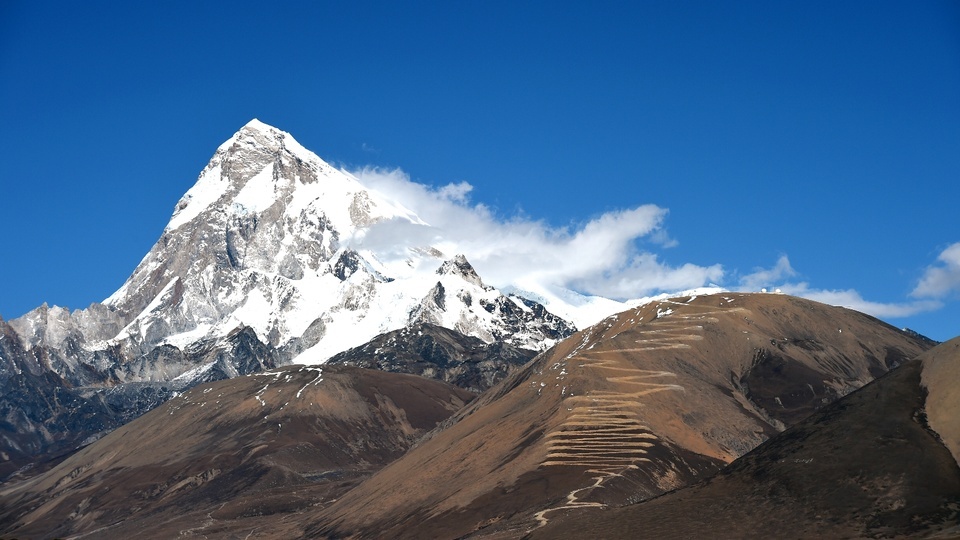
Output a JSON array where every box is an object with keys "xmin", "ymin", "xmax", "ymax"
[
  {"xmin": 164, "ymin": 119, "xmax": 419, "ymax": 236},
  {"xmin": 437, "ymin": 254, "xmax": 486, "ymax": 288},
  {"xmin": 79, "ymin": 120, "xmax": 575, "ymax": 374}
]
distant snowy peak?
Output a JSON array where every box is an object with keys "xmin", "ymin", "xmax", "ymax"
[
  {"xmin": 93, "ymin": 120, "xmax": 576, "ymax": 368},
  {"xmin": 165, "ymin": 119, "xmax": 420, "ymax": 235},
  {"xmin": 106, "ymin": 120, "xmax": 425, "ymax": 314},
  {"xmin": 437, "ymin": 254, "xmax": 486, "ymax": 288}
]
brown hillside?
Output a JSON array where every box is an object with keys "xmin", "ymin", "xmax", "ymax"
[
  {"xmin": 0, "ymin": 364, "xmax": 473, "ymax": 539},
  {"xmin": 533, "ymin": 340, "xmax": 960, "ymax": 539},
  {"xmin": 309, "ymin": 293, "xmax": 931, "ymax": 539}
]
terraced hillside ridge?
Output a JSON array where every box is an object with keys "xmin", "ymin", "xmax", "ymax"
[
  {"xmin": 0, "ymin": 365, "xmax": 473, "ymax": 539},
  {"xmin": 307, "ymin": 293, "xmax": 932, "ymax": 539},
  {"xmin": 533, "ymin": 337, "xmax": 960, "ymax": 539}
]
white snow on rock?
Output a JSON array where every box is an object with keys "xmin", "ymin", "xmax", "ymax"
[
  {"xmin": 10, "ymin": 120, "xmax": 723, "ymax": 387},
  {"xmin": 68, "ymin": 121, "xmax": 573, "ymax": 375}
]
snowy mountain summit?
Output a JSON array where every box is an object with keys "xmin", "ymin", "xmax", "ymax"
[{"xmin": 91, "ymin": 119, "xmax": 573, "ymax": 366}]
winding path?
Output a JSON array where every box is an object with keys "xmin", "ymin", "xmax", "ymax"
[{"xmin": 534, "ymin": 300, "xmax": 746, "ymax": 526}]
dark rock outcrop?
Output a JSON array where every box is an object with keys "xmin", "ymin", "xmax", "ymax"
[{"xmin": 327, "ymin": 323, "xmax": 538, "ymax": 393}]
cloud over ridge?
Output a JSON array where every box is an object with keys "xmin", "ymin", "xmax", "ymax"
[
  {"xmin": 738, "ymin": 255, "xmax": 946, "ymax": 319},
  {"xmin": 351, "ymin": 167, "xmax": 955, "ymax": 326},
  {"xmin": 351, "ymin": 167, "xmax": 722, "ymax": 299},
  {"xmin": 912, "ymin": 242, "xmax": 960, "ymax": 300}
]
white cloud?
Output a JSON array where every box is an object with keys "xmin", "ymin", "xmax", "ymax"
[
  {"xmin": 436, "ymin": 181, "xmax": 473, "ymax": 203},
  {"xmin": 569, "ymin": 253, "xmax": 723, "ymax": 299},
  {"xmin": 736, "ymin": 256, "xmax": 942, "ymax": 319},
  {"xmin": 739, "ymin": 255, "xmax": 797, "ymax": 290},
  {"xmin": 351, "ymin": 168, "xmax": 955, "ymax": 323},
  {"xmin": 351, "ymin": 167, "xmax": 723, "ymax": 299},
  {"xmin": 911, "ymin": 242, "xmax": 960, "ymax": 299},
  {"xmin": 779, "ymin": 283, "xmax": 942, "ymax": 319}
]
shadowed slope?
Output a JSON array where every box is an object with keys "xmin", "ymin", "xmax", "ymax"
[
  {"xmin": 307, "ymin": 293, "xmax": 931, "ymax": 539},
  {"xmin": 0, "ymin": 364, "xmax": 473, "ymax": 539},
  {"xmin": 534, "ymin": 340, "xmax": 960, "ymax": 539},
  {"xmin": 922, "ymin": 337, "xmax": 960, "ymax": 466}
]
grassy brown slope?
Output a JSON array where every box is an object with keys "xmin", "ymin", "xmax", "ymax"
[
  {"xmin": 308, "ymin": 293, "xmax": 931, "ymax": 539},
  {"xmin": 0, "ymin": 364, "xmax": 473, "ymax": 539},
  {"xmin": 533, "ymin": 353, "xmax": 960, "ymax": 539}
]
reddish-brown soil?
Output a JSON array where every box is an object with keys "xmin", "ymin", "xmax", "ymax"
[
  {"xmin": 0, "ymin": 364, "xmax": 473, "ymax": 539},
  {"xmin": 533, "ymin": 345, "xmax": 960, "ymax": 539},
  {"xmin": 922, "ymin": 337, "xmax": 960, "ymax": 466}
]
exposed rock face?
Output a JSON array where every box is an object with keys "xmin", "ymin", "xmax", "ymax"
[
  {"xmin": 410, "ymin": 256, "xmax": 574, "ymax": 349},
  {"xmin": 0, "ymin": 320, "xmax": 277, "ymax": 481},
  {"xmin": 327, "ymin": 323, "xmax": 538, "ymax": 393}
]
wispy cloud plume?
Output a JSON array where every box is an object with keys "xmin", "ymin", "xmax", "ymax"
[
  {"xmin": 778, "ymin": 284, "xmax": 941, "ymax": 319},
  {"xmin": 351, "ymin": 167, "xmax": 722, "ymax": 299},
  {"xmin": 911, "ymin": 242, "xmax": 960, "ymax": 299},
  {"xmin": 738, "ymin": 255, "xmax": 943, "ymax": 319},
  {"xmin": 738, "ymin": 255, "xmax": 797, "ymax": 291},
  {"xmin": 351, "ymin": 167, "xmax": 955, "ymax": 324}
]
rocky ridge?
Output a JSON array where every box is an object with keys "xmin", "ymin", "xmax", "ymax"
[{"xmin": 327, "ymin": 322, "xmax": 539, "ymax": 393}]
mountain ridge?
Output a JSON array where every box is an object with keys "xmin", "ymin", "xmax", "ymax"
[
  {"xmin": 306, "ymin": 293, "xmax": 933, "ymax": 538},
  {"xmin": 0, "ymin": 293, "xmax": 946, "ymax": 539},
  {"xmin": 532, "ymin": 339, "xmax": 960, "ymax": 539},
  {"xmin": 0, "ymin": 121, "xmax": 578, "ymax": 477}
]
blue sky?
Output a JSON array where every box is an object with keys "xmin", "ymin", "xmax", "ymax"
[{"xmin": 1, "ymin": 1, "xmax": 958, "ymax": 341}]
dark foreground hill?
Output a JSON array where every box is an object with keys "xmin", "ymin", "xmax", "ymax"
[
  {"xmin": 532, "ymin": 337, "xmax": 960, "ymax": 539},
  {"xmin": 0, "ymin": 364, "xmax": 473, "ymax": 539}
]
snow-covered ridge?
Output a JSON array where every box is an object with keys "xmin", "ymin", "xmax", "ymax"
[
  {"xmin": 12, "ymin": 120, "xmax": 723, "ymax": 391},
  {"xmin": 0, "ymin": 120, "xmax": 727, "ymax": 481},
  {"xmin": 30, "ymin": 120, "xmax": 571, "ymax": 381},
  {"xmin": 164, "ymin": 119, "xmax": 422, "ymax": 236}
]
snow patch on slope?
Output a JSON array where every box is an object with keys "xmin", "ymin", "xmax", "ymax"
[
  {"xmin": 166, "ymin": 164, "xmax": 230, "ymax": 232},
  {"xmin": 232, "ymin": 163, "xmax": 277, "ymax": 215}
]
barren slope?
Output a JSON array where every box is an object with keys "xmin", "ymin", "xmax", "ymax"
[
  {"xmin": 309, "ymin": 293, "xmax": 931, "ymax": 538},
  {"xmin": 0, "ymin": 365, "xmax": 473, "ymax": 539},
  {"xmin": 534, "ymin": 339, "xmax": 960, "ymax": 539},
  {"xmin": 922, "ymin": 337, "xmax": 960, "ymax": 466}
]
